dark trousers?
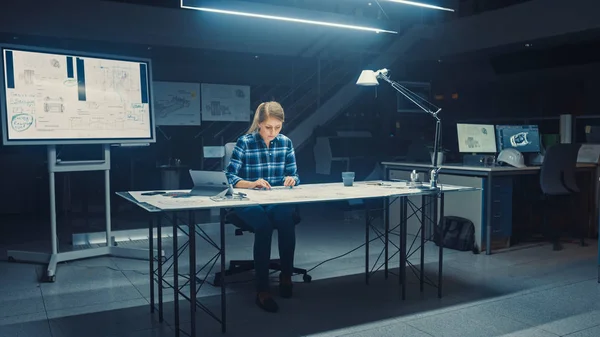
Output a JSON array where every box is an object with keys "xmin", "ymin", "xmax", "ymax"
[{"xmin": 233, "ymin": 204, "xmax": 296, "ymax": 292}]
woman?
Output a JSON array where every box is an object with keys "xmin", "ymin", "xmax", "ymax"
[{"xmin": 225, "ymin": 101, "xmax": 299, "ymax": 313}]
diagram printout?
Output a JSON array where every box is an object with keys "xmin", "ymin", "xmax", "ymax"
[
  {"xmin": 153, "ymin": 81, "xmax": 201, "ymax": 126},
  {"xmin": 1, "ymin": 47, "xmax": 154, "ymax": 144},
  {"xmin": 201, "ymin": 83, "xmax": 251, "ymax": 122}
]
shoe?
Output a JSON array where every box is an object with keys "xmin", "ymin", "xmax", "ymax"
[
  {"xmin": 256, "ymin": 292, "xmax": 279, "ymax": 313},
  {"xmin": 279, "ymin": 274, "xmax": 293, "ymax": 299}
]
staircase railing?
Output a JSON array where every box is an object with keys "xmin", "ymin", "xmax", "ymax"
[{"xmin": 215, "ymin": 58, "xmax": 343, "ymax": 143}]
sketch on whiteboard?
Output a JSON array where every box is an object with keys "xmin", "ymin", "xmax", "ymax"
[
  {"xmin": 153, "ymin": 81, "xmax": 201, "ymax": 126},
  {"xmin": 20, "ymin": 69, "xmax": 35, "ymax": 85},
  {"xmin": 2, "ymin": 49, "xmax": 152, "ymax": 141},
  {"xmin": 43, "ymin": 96, "xmax": 64, "ymax": 113},
  {"xmin": 201, "ymin": 83, "xmax": 250, "ymax": 122}
]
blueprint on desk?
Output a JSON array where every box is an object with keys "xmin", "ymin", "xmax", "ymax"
[{"xmin": 127, "ymin": 190, "xmax": 254, "ymax": 211}]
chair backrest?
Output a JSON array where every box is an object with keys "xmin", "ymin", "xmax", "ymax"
[
  {"xmin": 540, "ymin": 143, "xmax": 581, "ymax": 195},
  {"xmin": 223, "ymin": 142, "xmax": 236, "ymax": 170},
  {"xmin": 560, "ymin": 143, "xmax": 582, "ymax": 193}
]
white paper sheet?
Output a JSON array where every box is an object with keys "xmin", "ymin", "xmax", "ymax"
[{"xmin": 123, "ymin": 182, "xmax": 478, "ymax": 211}]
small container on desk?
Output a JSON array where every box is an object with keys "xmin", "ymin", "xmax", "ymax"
[{"xmin": 342, "ymin": 172, "xmax": 355, "ymax": 186}]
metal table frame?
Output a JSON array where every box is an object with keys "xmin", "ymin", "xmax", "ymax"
[{"xmin": 117, "ymin": 184, "xmax": 465, "ymax": 336}]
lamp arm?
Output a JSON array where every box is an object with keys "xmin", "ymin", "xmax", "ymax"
[
  {"xmin": 379, "ymin": 73, "xmax": 442, "ymax": 190},
  {"xmin": 379, "ymin": 74, "xmax": 441, "ymax": 118}
]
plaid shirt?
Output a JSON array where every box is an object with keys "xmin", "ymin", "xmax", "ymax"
[{"xmin": 226, "ymin": 132, "xmax": 300, "ymax": 187}]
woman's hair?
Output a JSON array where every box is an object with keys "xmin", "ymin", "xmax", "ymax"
[{"xmin": 246, "ymin": 101, "xmax": 285, "ymax": 134}]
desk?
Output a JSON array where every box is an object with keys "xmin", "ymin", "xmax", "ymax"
[
  {"xmin": 382, "ymin": 162, "xmax": 599, "ymax": 255},
  {"xmin": 117, "ymin": 181, "xmax": 477, "ymax": 336}
]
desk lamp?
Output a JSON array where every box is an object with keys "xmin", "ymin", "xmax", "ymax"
[{"xmin": 356, "ymin": 68, "xmax": 442, "ymax": 190}]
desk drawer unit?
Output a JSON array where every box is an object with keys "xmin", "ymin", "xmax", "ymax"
[{"xmin": 485, "ymin": 177, "xmax": 513, "ymax": 239}]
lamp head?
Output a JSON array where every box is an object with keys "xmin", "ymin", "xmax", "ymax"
[
  {"xmin": 356, "ymin": 68, "xmax": 389, "ymax": 86},
  {"xmin": 356, "ymin": 70, "xmax": 379, "ymax": 86}
]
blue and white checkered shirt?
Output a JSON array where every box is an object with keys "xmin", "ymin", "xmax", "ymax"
[{"xmin": 226, "ymin": 133, "xmax": 300, "ymax": 187}]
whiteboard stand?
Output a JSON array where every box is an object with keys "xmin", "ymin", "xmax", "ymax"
[{"xmin": 7, "ymin": 144, "xmax": 157, "ymax": 282}]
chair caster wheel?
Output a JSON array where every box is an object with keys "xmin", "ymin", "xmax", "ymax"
[
  {"xmin": 303, "ymin": 274, "xmax": 312, "ymax": 283},
  {"xmin": 8, "ymin": 256, "xmax": 16, "ymax": 262}
]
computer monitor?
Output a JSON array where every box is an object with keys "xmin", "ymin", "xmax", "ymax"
[
  {"xmin": 495, "ymin": 125, "xmax": 541, "ymax": 153},
  {"xmin": 456, "ymin": 123, "xmax": 497, "ymax": 153}
]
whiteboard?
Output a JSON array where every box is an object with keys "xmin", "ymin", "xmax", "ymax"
[
  {"xmin": 0, "ymin": 45, "xmax": 155, "ymax": 145},
  {"xmin": 201, "ymin": 83, "xmax": 251, "ymax": 122},
  {"xmin": 153, "ymin": 81, "xmax": 201, "ymax": 126}
]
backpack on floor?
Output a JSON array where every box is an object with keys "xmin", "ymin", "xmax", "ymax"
[{"xmin": 435, "ymin": 216, "xmax": 477, "ymax": 253}]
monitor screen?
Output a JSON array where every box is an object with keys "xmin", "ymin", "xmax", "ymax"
[
  {"xmin": 1, "ymin": 45, "xmax": 155, "ymax": 146},
  {"xmin": 456, "ymin": 123, "xmax": 497, "ymax": 153},
  {"xmin": 495, "ymin": 125, "xmax": 541, "ymax": 153}
]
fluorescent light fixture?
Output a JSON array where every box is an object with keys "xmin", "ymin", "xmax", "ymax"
[
  {"xmin": 180, "ymin": 3, "xmax": 398, "ymax": 34},
  {"xmin": 384, "ymin": 0, "xmax": 455, "ymax": 12}
]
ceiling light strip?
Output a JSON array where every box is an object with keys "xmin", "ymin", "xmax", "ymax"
[
  {"xmin": 180, "ymin": 4, "xmax": 398, "ymax": 34},
  {"xmin": 385, "ymin": 0, "xmax": 455, "ymax": 12}
]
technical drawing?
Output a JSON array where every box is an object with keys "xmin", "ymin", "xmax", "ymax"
[
  {"xmin": 88, "ymin": 64, "xmax": 141, "ymax": 103},
  {"xmin": 153, "ymin": 81, "xmax": 201, "ymax": 126},
  {"xmin": 510, "ymin": 132, "xmax": 531, "ymax": 147},
  {"xmin": 4, "ymin": 48, "xmax": 152, "ymax": 142},
  {"xmin": 155, "ymin": 96, "xmax": 191, "ymax": 118},
  {"xmin": 206, "ymin": 101, "xmax": 231, "ymax": 116},
  {"xmin": 21, "ymin": 69, "xmax": 34, "ymax": 85},
  {"xmin": 87, "ymin": 102, "xmax": 100, "ymax": 110},
  {"xmin": 464, "ymin": 137, "xmax": 481, "ymax": 149},
  {"xmin": 201, "ymin": 83, "xmax": 250, "ymax": 122},
  {"xmin": 43, "ymin": 96, "xmax": 64, "ymax": 113},
  {"xmin": 235, "ymin": 89, "xmax": 246, "ymax": 98},
  {"xmin": 63, "ymin": 78, "xmax": 77, "ymax": 87}
]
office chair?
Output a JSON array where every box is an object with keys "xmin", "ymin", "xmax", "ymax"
[
  {"xmin": 539, "ymin": 143, "xmax": 585, "ymax": 250},
  {"xmin": 212, "ymin": 142, "xmax": 311, "ymax": 286}
]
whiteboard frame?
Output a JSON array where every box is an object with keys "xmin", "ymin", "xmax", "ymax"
[{"xmin": 0, "ymin": 44, "xmax": 156, "ymax": 146}]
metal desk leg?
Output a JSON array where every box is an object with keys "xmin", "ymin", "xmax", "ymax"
[
  {"xmin": 149, "ymin": 218, "xmax": 154, "ymax": 313},
  {"xmin": 365, "ymin": 205, "xmax": 370, "ymax": 285},
  {"xmin": 438, "ymin": 193, "xmax": 445, "ymax": 298},
  {"xmin": 188, "ymin": 211, "xmax": 196, "ymax": 337},
  {"xmin": 385, "ymin": 197, "xmax": 389, "ymax": 279},
  {"xmin": 400, "ymin": 197, "xmax": 407, "ymax": 300},
  {"xmin": 157, "ymin": 215, "xmax": 163, "ymax": 322},
  {"xmin": 420, "ymin": 195, "xmax": 426, "ymax": 293},
  {"xmin": 486, "ymin": 174, "xmax": 493, "ymax": 255},
  {"xmin": 172, "ymin": 213, "xmax": 179, "ymax": 336},
  {"xmin": 219, "ymin": 209, "xmax": 227, "ymax": 333}
]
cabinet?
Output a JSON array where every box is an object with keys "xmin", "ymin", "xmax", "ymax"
[{"xmin": 483, "ymin": 176, "xmax": 513, "ymax": 241}]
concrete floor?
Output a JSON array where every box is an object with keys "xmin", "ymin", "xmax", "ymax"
[{"xmin": 0, "ymin": 203, "xmax": 598, "ymax": 337}]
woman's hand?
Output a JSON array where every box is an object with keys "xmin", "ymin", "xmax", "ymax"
[
  {"xmin": 283, "ymin": 176, "xmax": 296, "ymax": 187},
  {"xmin": 253, "ymin": 178, "xmax": 272, "ymax": 189}
]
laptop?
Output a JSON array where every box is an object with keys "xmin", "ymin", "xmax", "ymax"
[{"xmin": 188, "ymin": 170, "xmax": 232, "ymax": 197}]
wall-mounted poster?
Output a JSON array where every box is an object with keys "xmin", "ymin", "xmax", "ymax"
[
  {"xmin": 201, "ymin": 83, "xmax": 251, "ymax": 122},
  {"xmin": 153, "ymin": 81, "xmax": 201, "ymax": 126}
]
